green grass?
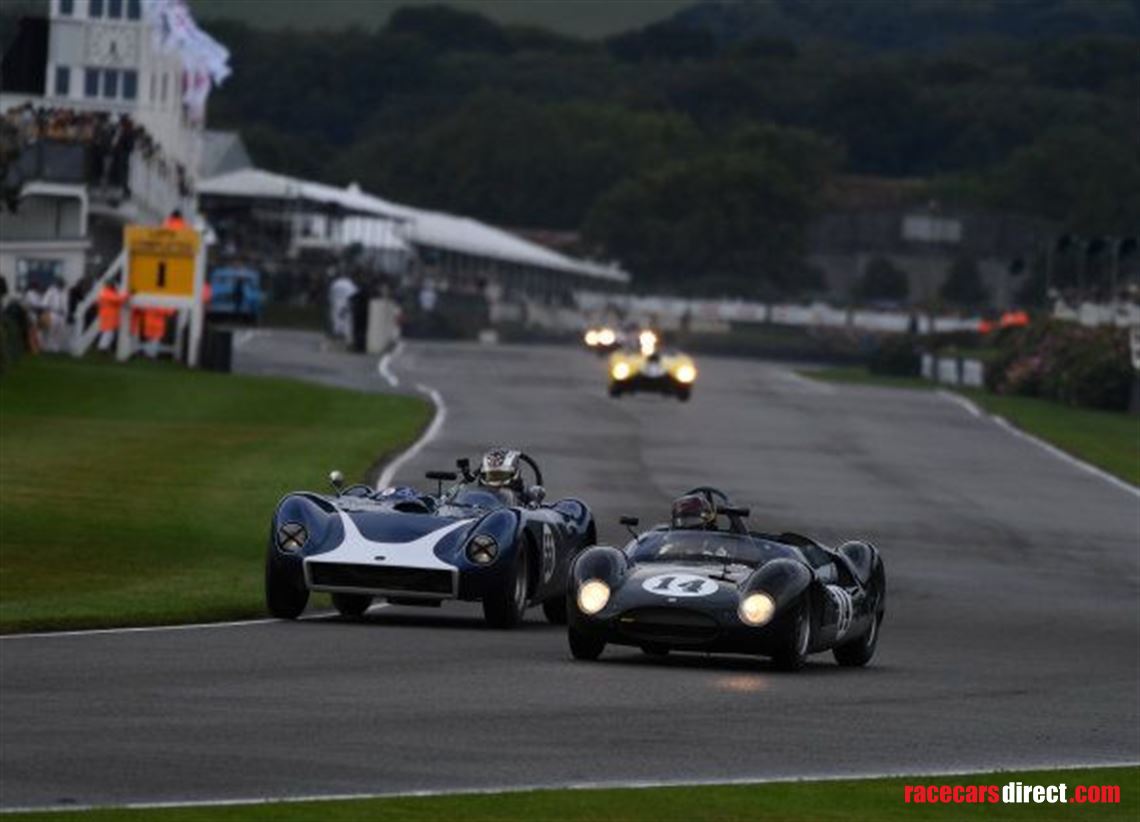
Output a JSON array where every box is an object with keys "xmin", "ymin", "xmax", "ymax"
[
  {"xmin": 0, "ymin": 356, "xmax": 431, "ymax": 632},
  {"xmin": 4, "ymin": 767, "xmax": 1136, "ymax": 821},
  {"xmin": 803, "ymin": 365, "xmax": 1140, "ymax": 486}
]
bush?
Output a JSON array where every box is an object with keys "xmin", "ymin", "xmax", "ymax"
[
  {"xmin": 869, "ymin": 335, "xmax": 920, "ymax": 376},
  {"xmin": 987, "ymin": 320, "xmax": 1133, "ymax": 411},
  {"xmin": 856, "ymin": 257, "xmax": 909, "ymax": 302}
]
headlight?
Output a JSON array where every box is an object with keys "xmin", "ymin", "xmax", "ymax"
[
  {"xmin": 276, "ymin": 522, "xmax": 308, "ymax": 552},
  {"xmin": 466, "ymin": 534, "xmax": 498, "ymax": 565},
  {"xmin": 598, "ymin": 328, "xmax": 616, "ymax": 346},
  {"xmin": 577, "ymin": 579, "xmax": 610, "ymax": 615},
  {"xmin": 739, "ymin": 592, "xmax": 775, "ymax": 626},
  {"xmin": 611, "ymin": 361, "xmax": 631, "ymax": 380},
  {"xmin": 584, "ymin": 330, "xmax": 599, "ymax": 346},
  {"xmin": 675, "ymin": 364, "xmax": 697, "ymax": 384}
]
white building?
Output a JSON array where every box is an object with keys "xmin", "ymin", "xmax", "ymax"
[{"xmin": 0, "ymin": 0, "xmax": 216, "ymax": 292}]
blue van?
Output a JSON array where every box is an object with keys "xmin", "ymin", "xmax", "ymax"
[{"xmin": 208, "ymin": 266, "xmax": 264, "ymax": 323}]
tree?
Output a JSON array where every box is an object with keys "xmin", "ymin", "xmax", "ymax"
[
  {"xmin": 857, "ymin": 257, "xmax": 909, "ymax": 302},
  {"xmin": 940, "ymin": 256, "xmax": 989, "ymax": 308}
]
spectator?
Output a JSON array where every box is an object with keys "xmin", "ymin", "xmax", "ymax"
[
  {"xmin": 164, "ymin": 209, "xmax": 187, "ymax": 230},
  {"xmin": 40, "ymin": 277, "xmax": 68, "ymax": 352},
  {"xmin": 96, "ymin": 283, "xmax": 128, "ymax": 353}
]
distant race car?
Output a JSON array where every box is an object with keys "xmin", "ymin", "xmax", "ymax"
[
  {"xmin": 608, "ymin": 332, "xmax": 697, "ymax": 401},
  {"xmin": 566, "ymin": 488, "xmax": 885, "ymax": 669},
  {"xmin": 583, "ymin": 325, "xmax": 621, "ymax": 354},
  {"xmin": 266, "ymin": 449, "xmax": 596, "ymax": 628}
]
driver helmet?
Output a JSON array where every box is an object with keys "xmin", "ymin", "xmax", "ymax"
[
  {"xmin": 479, "ymin": 447, "xmax": 522, "ymax": 489},
  {"xmin": 671, "ymin": 493, "xmax": 715, "ymax": 529}
]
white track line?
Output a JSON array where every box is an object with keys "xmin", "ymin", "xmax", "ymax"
[
  {"xmin": 0, "ymin": 606, "xmax": 388, "ymax": 641},
  {"xmin": 3, "ymin": 760, "xmax": 1136, "ymax": 814},
  {"xmin": 377, "ymin": 382, "xmax": 446, "ymax": 489},
  {"xmin": 377, "ymin": 340, "xmax": 403, "ymax": 388},
  {"xmin": 936, "ymin": 388, "xmax": 982, "ymax": 417},
  {"xmin": 937, "ymin": 391, "xmax": 1139, "ymax": 498}
]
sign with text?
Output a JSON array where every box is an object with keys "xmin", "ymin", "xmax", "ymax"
[{"xmin": 125, "ymin": 225, "xmax": 200, "ymax": 299}]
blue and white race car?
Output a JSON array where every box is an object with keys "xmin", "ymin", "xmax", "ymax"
[{"xmin": 266, "ymin": 449, "xmax": 597, "ymax": 628}]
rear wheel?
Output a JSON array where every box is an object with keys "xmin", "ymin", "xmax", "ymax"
[
  {"xmin": 542, "ymin": 596, "xmax": 567, "ymax": 625},
  {"xmin": 265, "ymin": 550, "xmax": 308, "ymax": 620},
  {"xmin": 833, "ymin": 611, "xmax": 882, "ymax": 667},
  {"xmin": 483, "ymin": 548, "xmax": 529, "ymax": 629},
  {"xmin": 771, "ymin": 598, "xmax": 811, "ymax": 671},
  {"xmin": 332, "ymin": 593, "xmax": 373, "ymax": 618},
  {"xmin": 568, "ymin": 626, "xmax": 605, "ymax": 660}
]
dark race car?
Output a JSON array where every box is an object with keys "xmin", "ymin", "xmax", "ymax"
[
  {"xmin": 266, "ymin": 448, "xmax": 596, "ymax": 628},
  {"xmin": 566, "ymin": 487, "xmax": 885, "ymax": 669}
]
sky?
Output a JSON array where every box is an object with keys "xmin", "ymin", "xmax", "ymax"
[{"xmin": 190, "ymin": 0, "xmax": 692, "ymax": 38}]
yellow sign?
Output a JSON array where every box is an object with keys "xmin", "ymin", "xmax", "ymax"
[{"xmin": 124, "ymin": 225, "xmax": 200, "ymax": 298}]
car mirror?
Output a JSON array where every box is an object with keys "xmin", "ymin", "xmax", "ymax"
[
  {"xmin": 528, "ymin": 485, "xmax": 546, "ymax": 505},
  {"xmin": 720, "ymin": 506, "xmax": 751, "ymax": 518},
  {"xmin": 328, "ymin": 470, "xmax": 344, "ymax": 494},
  {"xmin": 619, "ymin": 516, "xmax": 639, "ymax": 527},
  {"xmin": 426, "ymin": 470, "xmax": 457, "ymax": 496}
]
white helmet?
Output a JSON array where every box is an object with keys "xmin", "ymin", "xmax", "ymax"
[{"xmin": 480, "ymin": 448, "xmax": 522, "ymax": 489}]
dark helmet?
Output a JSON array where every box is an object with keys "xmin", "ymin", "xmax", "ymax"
[{"xmin": 671, "ymin": 493, "xmax": 715, "ymax": 529}]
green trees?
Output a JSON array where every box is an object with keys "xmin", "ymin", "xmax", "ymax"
[
  {"xmin": 940, "ymin": 257, "xmax": 989, "ymax": 308},
  {"xmin": 856, "ymin": 258, "xmax": 909, "ymax": 302}
]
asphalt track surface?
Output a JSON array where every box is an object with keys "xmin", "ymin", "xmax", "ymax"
[{"xmin": 2, "ymin": 331, "xmax": 1137, "ymax": 809}]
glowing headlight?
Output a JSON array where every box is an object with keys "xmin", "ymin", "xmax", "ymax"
[
  {"xmin": 739, "ymin": 592, "xmax": 776, "ymax": 626},
  {"xmin": 276, "ymin": 522, "xmax": 308, "ymax": 552},
  {"xmin": 584, "ymin": 330, "xmax": 599, "ymax": 346},
  {"xmin": 638, "ymin": 330, "xmax": 658, "ymax": 355},
  {"xmin": 598, "ymin": 328, "xmax": 616, "ymax": 346},
  {"xmin": 611, "ymin": 361, "xmax": 631, "ymax": 380},
  {"xmin": 675, "ymin": 364, "xmax": 697, "ymax": 384},
  {"xmin": 467, "ymin": 534, "xmax": 498, "ymax": 565},
  {"xmin": 577, "ymin": 579, "xmax": 610, "ymax": 615}
]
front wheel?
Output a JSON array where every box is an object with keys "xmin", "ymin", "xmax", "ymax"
[
  {"xmin": 568, "ymin": 626, "xmax": 605, "ymax": 660},
  {"xmin": 265, "ymin": 551, "xmax": 308, "ymax": 619},
  {"xmin": 676, "ymin": 387, "xmax": 691, "ymax": 402},
  {"xmin": 833, "ymin": 611, "xmax": 882, "ymax": 667},
  {"xmin": 770, "ymin": 598, "xmax": 811, "ymax": 671},
  {"xmin": 332, "ymin": 592, "xmax": 373, "ymax": 618},
  {"xmin": 542, "ymin": 596, "xmax": 567, "ymax": 625},
  {"xmin": 483, "ymin": 548, "xmax": 529, "ymax": 629}
]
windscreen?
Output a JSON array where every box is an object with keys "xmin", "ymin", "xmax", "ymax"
[{"xmin": 626, "ymin": 530, "xmax": 801, "ymax": 568}]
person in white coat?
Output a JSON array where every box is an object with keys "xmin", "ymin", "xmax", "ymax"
[
  {"xmin": 40, "ymin": 278, "xmax": 68, "ymax": 352},
  {"xmin": 328, "ymin": 274, "xmax": 358, "ymax": 343}
]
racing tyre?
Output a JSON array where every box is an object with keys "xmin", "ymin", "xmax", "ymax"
[
  {"xmin": 265, "ymin": 551, "xmax": 308, "ymax": 619},
  {"xmin": 483, "ymin": 548, "xmax": 528, "ymax": 629},
  {"xmin": 542, "ymin": 596, "xmax": 568, "ymax": 625},
  {"xmin": 771, "ymin": 598, "xmax": 811, "ymax": 671},
  {"xmin": 676, "ymin": 387, "xmax": 691, "ymax": 402},
  {"xmin": 568, "ymin": 626, "xmax": 605, "ymax": 660},
  {"xmin": 332, "ymin": 593, "xmax": 373, "ymax": 618},
  {"xmin": 608, "ymin": 384, "xmax": 621, "ymax": 398},
  {"xmin": 833, "ymin": 611, "xmax": 882, "ymax": 667}
]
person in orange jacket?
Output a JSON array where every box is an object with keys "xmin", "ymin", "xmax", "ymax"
[
  {"xmin": 96, "ymin": 284, "xmax": 128, "ymax": 352},
  {"xmin": 163, "ymin": 209, "xmax": 187, "ymax": 230},
  {"xmin": 141, "ymin": 306, "xmax": 175, "ymax": 358}
]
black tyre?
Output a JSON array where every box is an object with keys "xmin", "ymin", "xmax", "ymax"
[
  {"xmin": 265, "ymin": 550, "xmax": 308, "ymax": 619},
  {"xmin": 608, "ymin": 384, "xmax": 621, "ymax": 397},
  {"xmin": 833, "ymin": 611, "xmax": 882, "ymax": 667},
  {"xmin": 483, "ymin": 547, "xmax": 529, "ymax": 628},
  {"xmin": 771, "ymin": 598, "xmax": 811, "ymax": 671},
  {"xmin": 332, "ymin": 592, "xmax": 373, "ymax": 618},
  {"xmin": 568, "ymin": 625, "xmax": 605, "ymax": 660},
  {"xmin": 677, "ymin": 387, "xmax": 691, "ymax": 402},
  {"xmin": 542, "ymin": 596, "xmax": 568, "ymax": 625}
]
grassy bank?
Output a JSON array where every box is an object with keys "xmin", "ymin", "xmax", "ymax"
[
  {"xmin": 804, "ymin": 366, "xmax": 1140, "ymax": 486},
  {"xmin": 4, "ymin": 766, "xmax": 1135, "ymax": 821},
  {"xmin": 0, "ymin": 356, "xmax": 430, "ymax": 632}
]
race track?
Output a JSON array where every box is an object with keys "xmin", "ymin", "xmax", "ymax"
[{"xmin": 2, "ymin": 332, "xmax": 1137, "ymax": 809}]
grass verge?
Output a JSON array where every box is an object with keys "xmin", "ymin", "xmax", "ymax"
[
  {"xmin": 804, "ymin": 365, "xmax": 1139, "ymax": 486},
  {"xmin": 0, "ymin": 355, "xmax": 431, "ymax": 632},
  {"xmin": 3, "ymin": 766, "xmax": 1136, "ymax": 821}
]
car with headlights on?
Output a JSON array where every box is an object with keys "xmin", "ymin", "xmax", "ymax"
[
  {"xmin": 607, "ymin": 332, "xmax": 697, "ymax": 401},
  {"xmin": 566, "ymin": 487, "xmax": 885, "ymax": 669},
  {"xmin": 266, "ymin": 449, "xmax": 596, "ymax": 628}
]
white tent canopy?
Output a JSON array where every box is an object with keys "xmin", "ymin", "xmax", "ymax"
[{"xmin": 199, "ymin": 169, "xmax": 629, "ymax": 286}]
